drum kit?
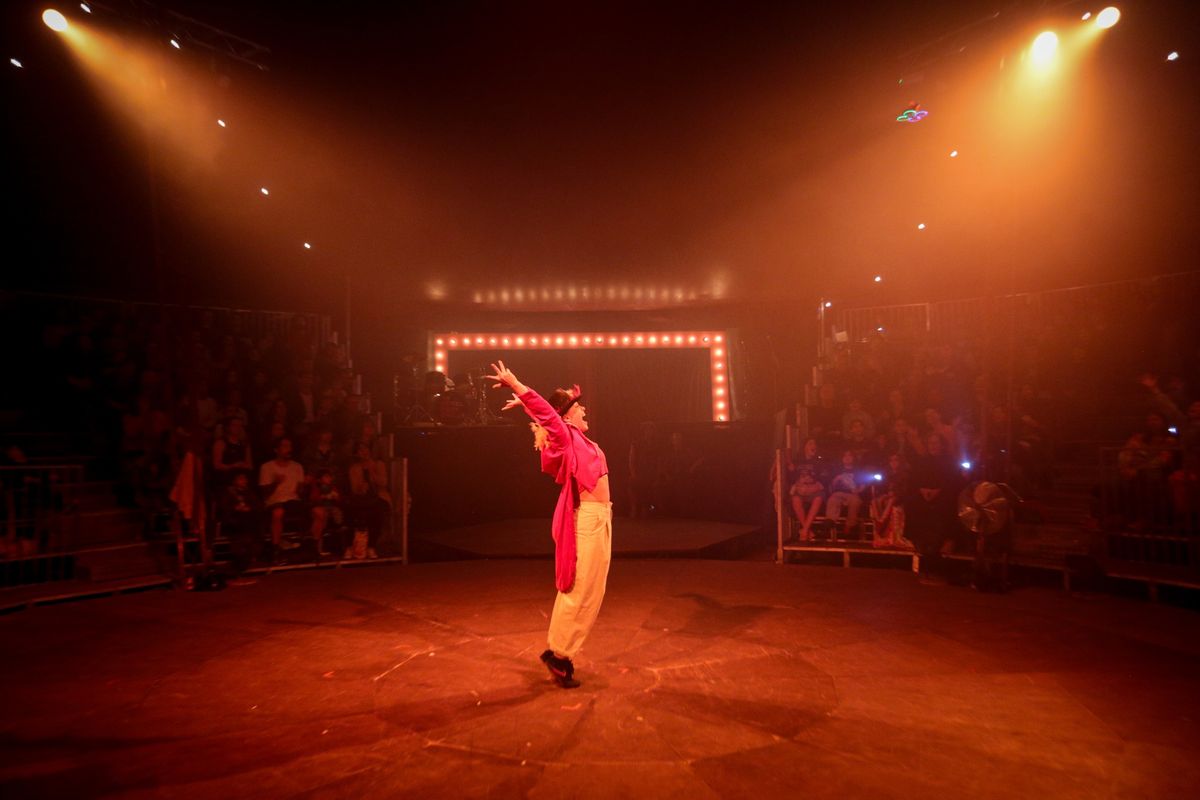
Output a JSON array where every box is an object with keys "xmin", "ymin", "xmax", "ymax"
[{"xmin": 398, "ymin": 367, "xmax": 503, "ymax": 426}]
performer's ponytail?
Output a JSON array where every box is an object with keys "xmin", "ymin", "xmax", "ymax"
[{"xmin": 530, "ymin": 422, "xmax": 550, "ymax": 451}]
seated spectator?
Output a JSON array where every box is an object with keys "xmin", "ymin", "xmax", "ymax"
[
  {"xmin": 787, "ymin": 438, "xmax": 825, "ymax": 544},
  {"xmin": 219, "ymin": 471, "xmax": 262, "ymax": 576},
  {"xmin": 217, "ymin": 388, "xmax": 249, "ymax": 430},
  {"xmin": 1141, "ymin": 374, "xmax": 1200, "ymax": 519},
  {"xmin": 809, "ymin": 383, "xmax": 841, "ymax": 442},
  {"xmin": 870, "ymin": 452, "xmax": 909, "ymax": 548},
  {"xmin": 887, "ymin": 417, "xmax": 926, "ymax": 461},
  {"xmin": 308, "ymin": 468, "xmax": 343, "ymax": 557},
  {"xmin": 211, "ymin": 417, "xmax": 253, "ymax": 488},
  {"xmin": 344, "ymin": 441, "xmax": 391, "ymax": 559},
  {"xmin": 1115, "ymin": 410, "xmax": 1176, "ymax": 526},
  {"xmin": 922, "ymin": 407, "xmax": 957, "ymax": 453},
  {"xmin": 842, "ymin": 398, "xmax": 875, "ymax": 441},
  {"xmin": 826, "ymin": 450, "xmax": 866, "ymax": 536},
  {"xmin": 875, "ymin": 388, "xmax": 908, "ymax": 434},
  {"xmin": 302, "ymin": 428, "xmax": 339, "ymax": 478},
  {"xmin": 905, "ymin": 432, "xmax": 962, "ymax": 581},
  {"xmin": 844, "ymin": 418, "xmax": 878, "ymax": 467},
  {"xmin": 259, "ymin": 437, "xmax": 305, "ymax": 556}
]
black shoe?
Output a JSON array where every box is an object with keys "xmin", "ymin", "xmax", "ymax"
[{"xmin": 540, "ymin": 649, "xmax": 580, "ymax": 688}]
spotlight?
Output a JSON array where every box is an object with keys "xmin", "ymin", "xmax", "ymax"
[
  {"xmin": 1095, "ymin": 6, "xmax": 1120, "ymax": 29},
  {"xmin": 950, "ymin": 149, "xmax": 959, "ymax": 158},
  {"xmin": 873, "ymin": 474, "xmax": 883, "ymax": 482},
  {"xmin": 303, "ymin": 242, "xmax": 312, "ymax": 250},
  {"xmin": 1168, "ymin": 426, "xmax": 1179, "ymax": 435},
  {"xmin": 260, "ymin": 187, "xmax": 269, "ymax": 196},
  {"xmin": 1167, "ymin": 51, "xmax": 1179, "ymax": 62},
  {"xmin": 824, "ymin": 301, "xmax": 832, "ymax": 308},
  {"xmin": 169, "ymin": 38, "xmax": 181, "ymax": 49},
  {"xmin": 1081, "ymin": 12, "xmax": 1091, "ymax": 21},
  {"xmin": 79, "ymin": 2, "xmax": 90, "ymax": 11},
  {"xmin": 1030, "ymin": 31, "xmax": 1059, "ymax": 67},
  {"xmin": 917, "ymin": 223, "xmax": 926, "ymax": 230},
  {"xmin": 960, "ymin": 461, "xmax": 972, "ymax": 470},
  {"xmin": 873, "ymin": 275, "xmax": 882, "ymax": 283},
  {"xmin": 9, "ymin": 58, "xmax": 22, "ymax": 68},
  {"xmin": 217, "ymin": 119, "xmax": 227, "ymax": 127},
  {"xmin": 42, "ymin": 9, "xmax": 69, "ymax": 31}
]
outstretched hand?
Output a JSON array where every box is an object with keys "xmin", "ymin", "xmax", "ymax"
[
  {"xmin": 500, "ymin": 393, "xmax": 523, "ymax": 412},
  {"xmin": 486, "ymin": 360, "xmax": 517, "ymax": 389}
]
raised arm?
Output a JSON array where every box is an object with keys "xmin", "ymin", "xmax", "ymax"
[{"xmin": 487, "ymin": 361, "xmax": 570, "ymax": 448}]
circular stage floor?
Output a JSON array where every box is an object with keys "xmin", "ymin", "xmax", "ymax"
[{"xmin": 2, "ymin": 559, "xmax": 1199, "ymax": 798}]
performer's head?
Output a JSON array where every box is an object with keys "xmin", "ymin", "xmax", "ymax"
[{"xmin": 549, "ymin": 385, "xmax": 587, "ymax": 433}]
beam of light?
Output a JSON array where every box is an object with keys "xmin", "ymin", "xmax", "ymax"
[
  {"xmin": 9, "ymin": 58, "xmax": 23, "ymax": 68},
  {"xmin": 1030, "ymin": 31, "xmax": 1059, "ymax": 67},
  {"xmin": 1167, "ymin": 51, "xmax": 1179, "ymax": 62},
  {"xmin": 43, "ymin": 9, "xmax": 69, "ymax": 31},
  {"xmin": 1095, "ymin": 7, "xmax": 1120, "ymax": 29}
]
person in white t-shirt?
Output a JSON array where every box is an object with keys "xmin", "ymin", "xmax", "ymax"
[{"xmin": 259, "ymin": 437, "xmax": 305, "ymax": 555}]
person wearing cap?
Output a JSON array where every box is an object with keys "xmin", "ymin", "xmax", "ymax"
[{"xmin": 487, "ymin": 360, "xmax": 611, "ymax": 689}]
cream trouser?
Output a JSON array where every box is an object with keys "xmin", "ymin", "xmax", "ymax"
[{"xmin": 547, "ymin": 501, "xmax": 612, "ymax": 658}]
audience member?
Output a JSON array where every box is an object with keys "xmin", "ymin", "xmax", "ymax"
[
  {"xmin": 826, "ymin": 450, "xmax": 866, "ymax": 537},
  {"xmin": 259, "ymin": 437, "xmax": 305, "ymax": 557}
]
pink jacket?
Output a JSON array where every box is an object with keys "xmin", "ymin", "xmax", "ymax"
[{"xmin": 518, "ymin": 389, "xmax": 608, "ymax": 592}]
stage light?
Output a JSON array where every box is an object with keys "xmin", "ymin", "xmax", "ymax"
[
  {"xmin": 475, "ymin": 337, "xmax": 484, "ymax": 345},
  {"xmin": 634, "ymin": 335, "xmax": 644, "ymax": 344},
  {"xmin": 1081, "ymin": 12, "xmax": 1091, "ymax": 21},
  {"xmin": 303, "ymin": 242, "xmax": 312, "ymax": 249},
  {"xmin": 876, "ymin": 326, "xmax": 885, "ymax": 332},
  {"xmin": 716, "ymin": 388, "xmax": 725, "ymax": 396},
  {"xmin": 714, "ymin": 348, "xmax": 724, "ymax": 357},
  {"xmin": 1167, "ymin": 51, "xmax": 1179, "ymax": 61},
  {"xmin": 675, "ymin": 335, "xmax": 684, "ymax": 344},
  {"xmin": 502, "ymin": 337, "xmax": 510, "ymax": 346},
  {"xmin": 217, "ymin": 119, "xmax": 226, "ymax": 127},
  {"xmin": 170, "ymin": 38, "xmax": 181, "ymax": 49},
  {"xmin": 435, "ymin": 338, "xmax": 444, "ymax": 346},
  {"xmin": 515, "ymin": 337, "xmax": 525, "ymax": 346},
  {"xmin": 961, "ymin": 461, "xmax": 972, "ymax": 470},
  {"xmin": 568, "ymin": 336, "xmax": 577, "ymax": 346},
  {"xmin": 79, "ymin": 2, "xmax": 90, "ymax": 12},
  {"xmin": 874, "ymin": 275, "xmax": 882, "ymax": 283},
  {"xmin": 1030, "ymin": 31, "xmax": 1058, "ymax": 67},
  {"xmin": 688, "ymin": 335, "xmax": 697, "ymax": 344},
  {"xmin": 9, "ymin": 58, "xmax": 22, "ymax": 68},
  {"xmin": 1168, "ymin": 426, "xmax": 1178, "ymax": 435},
  {"xmin": 950, "ymin": 149, "xmax": 959, "ymax": 158},
  {"xmin": 824, "ymin": 301, "xmax": 832, "ymax": 308},
  {"xmin": 489, "ymin": 337, "xmax": 497, "ymax": 346},
  {"xmin": 1095, "ymin": 6, "xmax": 1119, "ymax": 28},
  {"xmin": 715, "ymin": 335, "xmax": 723, "ymax": 343},
  {"xmin": 260, "ymin": 187, "xmax": 269, "ymax": 196},
  {"xmin": 42, "ymin": 9, "xmax": 69, "ymax": 31},
  {"xmin": 917, "ymin": 223, "xmax": 926, "ymax": 230},
  {"xmin": 648, "ymin": 335, "xmax": 658, "ymax": 345},
  {"xmin": 874, "ymin": 474, "xmax": 883, "ymax": 482}
]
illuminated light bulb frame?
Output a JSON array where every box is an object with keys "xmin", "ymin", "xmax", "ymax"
[{"xmin": 431, "ymin": 330, "xmax": 733, "ymax": 422}]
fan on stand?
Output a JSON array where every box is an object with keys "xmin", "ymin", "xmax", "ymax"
[{"xmin": 957, "ymin": 481, "xmax": 1017, "ymax": 592}]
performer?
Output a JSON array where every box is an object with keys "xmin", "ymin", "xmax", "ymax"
[{"xmin": 487, "ymin": 361, "xmax": 611, "ymax": 689}]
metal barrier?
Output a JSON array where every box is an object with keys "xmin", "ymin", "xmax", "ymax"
[
  {"xmin": 1096, "ymin": 444, "xmax": 1198, "ymax": 569},
  {"xmin": 1, "ymin": 464, "xmax": 85, "ymax": 556}
]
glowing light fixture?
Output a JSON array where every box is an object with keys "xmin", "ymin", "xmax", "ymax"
[
  {"xmin": 1167, "ymin": 51, "xmax": 1179, "ymax": 62},
  {"xmin": 303, "ymin": 242, "xmax": 312, "ymax": 250},
  {"xmin": 896, "ymin": 103, "xmax": 928, "ymax": 123},
  {"xmin": 917, "ymin": 223, "xmax": 926, "ymax": 230},
  {"xmin": 169, "ymin": 38, "xmax": 181, "ymax": 49},
  {"xmin": 1030, "ymin": 31, "xmax": 1059, "ymax": 67},
  {"xmin": 950, "ymin": 149, "xmax": 959, "ymax": 158},
  {"xmin": 80, "ymin": 2, "xmax": 91, "ymax": 12},
  {"xmin": 1095, "ymin": 6, "xmax": 1120, "ymax": 29},
  {"xmin": 960, "ymin": 461, "xmax": 972, "ymax": 470},
  {"xmin": 42, "ymin": 9, "xmax": 69, "ymax": 31},
  {"xmin": 873, "ymin": 275, "xmax": 882, "ymax": 283},
  {"xmin": 217, "ymin": 119, "xmax": 227, "ymax": 127},
  {"xmin": 259, "ymin": 187, "xmax": 269, "ymax": 196},
  {"xmin": 1081, "ymin": 11, "xmax": 1091, "ymax": 21},
  {"xmin": 824, "ymin": 301, "xmax": 832, "ymax": 308},
  {"xmin": 9, "ymin": 58, "xmax": 22, "ymax": 68},
  {"xmin": 431, "ymin": 330, "xmax": 732, "ymax": 420}
]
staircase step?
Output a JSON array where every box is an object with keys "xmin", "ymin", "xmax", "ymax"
[
  {"xmin": 71, "ymin": 508, "xmax": 145, "ymax": 546},
  {"xmin": 74, "ymin": 543, "xmax": 166, "ymax": 582}
]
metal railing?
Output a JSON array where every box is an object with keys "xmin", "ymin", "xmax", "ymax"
[
  {"xmin": 1096, "ymin": 444, "xmax": 1198, "ymax": 569},
  {"xmin": 1, "ymin": 464, "xmax": 85, "ymax": 557}
]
